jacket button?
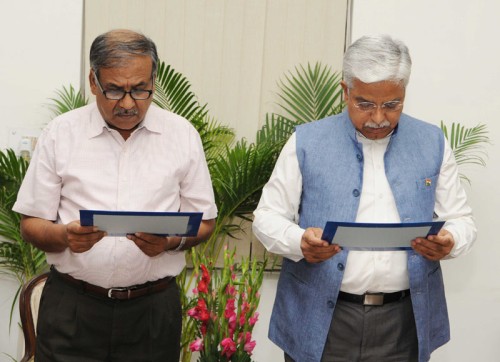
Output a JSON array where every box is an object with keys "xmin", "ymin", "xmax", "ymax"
[
  {"xmin": 337, "ymin": 263, "xmax": 344, "ymax": 271},
  {"xmin": 352, "ymin": 189, "xmax": 360, "ymax": 197},
  {"xmin": 356, "ymin": 154, "xmax": 363, "ymax": 161},
  {"xmin": 327, "ymin": 300, "xmax": 335, "ymax": 308}
]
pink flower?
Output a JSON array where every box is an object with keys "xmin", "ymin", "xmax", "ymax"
[
  {"xmin": 244, "ymin": 339, "xmax": 256, "ymax": 355},
  {"xmin": 226, "ymin": 285, "xmax": 236, "ymax": 296},
  {"xmin": 249, "ymin": 312, "xmax": 259, "ymax": 326},
  {"xmin": 201, "ymin": 264, "xmax": 210, "ymax": 282},
  {"xmin": 187, "ymin": 307, "xmax": 198, "ymax": 318},
  {"xmin": 187, "ymin": 299, "xmax": 210, "ymax": 322},
  {"xmin": 224, "ymin": 298, "xmax": 236, "ymax": 319},
  {"xmin": 197, "ymin": 264, "xmax": 210, "ymax": 294},
  {"xmin": 220, "ymin": 337, "xmax": 237, "ymax": 358},
  {"xmin": 189, "ymin": 338, "xmax": 204, "ymax": 352},
  {"xmin": 228, "ymin": 314, "xmax": 237, "ymax": 335}
]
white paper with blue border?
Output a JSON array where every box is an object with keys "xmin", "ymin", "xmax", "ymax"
[
  {"xmin": 79, "ymin": 210, "xmax": 203, "ymax": 237},
  {"xmin": 321, "ymin": 221, "xmax": 445, "ymax": 250}
]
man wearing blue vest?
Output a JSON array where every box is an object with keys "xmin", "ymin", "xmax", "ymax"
[{"xmin": 253, "ymin": 35, "xmax": 476, "ymax": 362}]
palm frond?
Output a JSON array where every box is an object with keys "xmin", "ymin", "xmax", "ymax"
[
  {"xmin": 153, "ymin": 61, "xmax": 208, "ymax": 121},
  {"xmin": 48, "ymin": 84, "xmax": 88, "ymax": 117},
  {"xmin": 0, "ymin": 149, "xmax": 48, "ymax": 329},
  {"xmin": 190, "ymin": 114, "xmax": 235, "ymax": 167},
  {"xmin": 203, "ymin": 139, "xmax": 281, "ymax": 256},
  {"xmin": 441, "ymin": 121, "xmax": 491, "ymax": 184},
  {"xmin": 0, "ymin": 149, "xmax": 29, "ymax": 187},
  {"xmin": 256, "ymin": 113, "xmax": 297, "ymax": 148},
  {"xmin": 276, "ymin": 62, "xmax": 345, "ymax": 123}
]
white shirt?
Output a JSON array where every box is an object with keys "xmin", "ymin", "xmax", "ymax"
[
  {"xmin": 13, "ymin": 103, "xmax": 217, "ymax": 288},
  {"xmin": 253, "ymin": 132, "xmax": 476, "ymax": 294}
]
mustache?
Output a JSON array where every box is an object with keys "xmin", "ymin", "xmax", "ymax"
[
  {"xmin": 114, "ymin": 108, "xmax": 139, "ymax": 116},
  {"xmin": 364, "ymin": 120, "xmax": 391, "ymax": 129}
]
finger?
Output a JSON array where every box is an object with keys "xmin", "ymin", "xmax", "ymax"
[
  {"xmin": 128, "ymin": 234, "xmax": 165, "ymax": 257},
  {"xmin": 303, "ymin": 230, "xmax": 328, "ymax": 247},
  {"xmin": 412, "ymin": 240, "xmax": 446, "ymax": 260}
]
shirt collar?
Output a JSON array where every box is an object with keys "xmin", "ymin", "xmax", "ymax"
[
  {"xmin": 355, "ymin": 129, "xmax": 394, "ymax": 145},
  {"xmin": 87, "ymin": 103, "xmax": 162, "ymax": 138}
]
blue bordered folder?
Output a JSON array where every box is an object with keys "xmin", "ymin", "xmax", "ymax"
[
  {"xmin": 321, "ymin": 221, "xmax": 445, "ymax": 250},
  {"xmin": 80, "ymin": 210, "xmax": 203, "ymax": 237}
]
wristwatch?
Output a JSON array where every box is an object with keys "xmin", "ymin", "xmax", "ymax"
[{"xmin": 172, "ymin": 236, "xmax": 187, "ymax": 252}]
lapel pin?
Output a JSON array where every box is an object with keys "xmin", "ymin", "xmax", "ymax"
[{"xmin": 425, "ymin": 178, "xmax": 432, "ymax": 187}]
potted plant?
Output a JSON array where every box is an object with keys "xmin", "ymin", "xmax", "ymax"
[{"xmin": 0, "ymin": 149, "xmax": 47, "ymax": 328}]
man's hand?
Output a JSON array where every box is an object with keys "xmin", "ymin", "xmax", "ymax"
[
  {"xmin": 66, "ymin": 220, "xmax": 107, "ymax": 253},
  {"xmin": 301, "ymin": 227, "xmax": 341, "ymax": 263},
  {"xmin": 127, "ymin": 233, "xmax": 181, "ymax": 257},
  {"xmin": 411, "ymin": 228, "xmax": 455, "ymax": 261}
]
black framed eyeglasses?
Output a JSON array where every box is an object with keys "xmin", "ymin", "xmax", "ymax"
[{"xmin": 93, "ymin": 72, "xmax": 153, "ymax": 100}]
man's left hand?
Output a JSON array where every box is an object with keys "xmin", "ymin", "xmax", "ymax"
[
  {"xmin": 412, "ymin": 229, "xmax": 455, "ymax": 261},
  {"xmin": 127, "ymin": 233, "xmax": 180, "ymax": 257}
]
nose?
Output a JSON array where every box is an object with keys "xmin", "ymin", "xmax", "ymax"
[
  {"xmin": 119, "ymin": 92, "xmax": 136, "ymax": 109},
  {"xmin": 371, "ymin": 107, "xmax": 386, "ymax": 124}
]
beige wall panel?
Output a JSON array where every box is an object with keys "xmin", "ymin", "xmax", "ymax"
[
  {"xmin": 216, "ymin": 1, "xmax": 267, "ymax": 138},
  {"xmin": 84, "ymin": 0, "xmax": 347, "ymax": 140},
  {"xmin": 259, "ymin": 0, "xmax": 348, "ymax": 124},
  {"xmin": 160, "ymin": 1, "xmax": 186, "ymax": 66}
]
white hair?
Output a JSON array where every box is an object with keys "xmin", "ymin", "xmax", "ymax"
[{"xmin": 343, "ymin": 34, "xmax": 412, "ymax": 88}]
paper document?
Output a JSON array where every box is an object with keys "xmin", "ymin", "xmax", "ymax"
[
  {"xmin": 321, "ymin": 221, "xmax": 445, "ymax": 250},
  {"xmin": 80, "ymin": 210, "xmax": 203, "ymax": 237}
]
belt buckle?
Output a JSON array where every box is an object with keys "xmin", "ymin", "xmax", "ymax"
[
  {"xmin": 363, "ymin": 293, "xmax": 384, "ymax": 306},
  {"xmin": 107, "ymin": 287, "xmax": 129, "ymax": 299}
]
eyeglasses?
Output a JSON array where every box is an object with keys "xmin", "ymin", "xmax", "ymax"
[
  {"xmin": 352, "ymin": 100, "xmax": 403, "ymax": 113},
  {"xmin": 93, "ymin": 72, "xmax": 153, "ymax": 100}
]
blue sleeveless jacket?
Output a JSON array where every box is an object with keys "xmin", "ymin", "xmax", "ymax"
[{"xmin": 269, "ymin": 111, "xmax": 448, "ymax": 362}]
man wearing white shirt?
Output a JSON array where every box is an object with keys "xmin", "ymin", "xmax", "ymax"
[
  {"xmin": 13, "ymin": 29, "xmax": 217, "ymax": 362},
  {"xmin": 253, "ymin": 35, "xmax": 476, "ymax": 362}
]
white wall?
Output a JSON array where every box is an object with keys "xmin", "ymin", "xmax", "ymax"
[
  {"xmin": 351, "ymin": 0, "xmax": 500, "ymax": 361},
  {"xmin": 0, "ymin": 1, "xmax": 83, "ymax": 361}
]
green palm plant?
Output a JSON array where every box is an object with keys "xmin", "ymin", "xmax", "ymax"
[
  {"xmin": 48, "ymin": 84, "xmax": 88, "ymax": 118},
  {"xmin": 440, "ymin": 121, "xmax": 490, "ymax": 184},
  {"xmin": 0, "ymin": 85, "xmax": 88, "ymax": 330},
  {"xmin": 275, "ymin": 62, "xmax": 345, "ymax": 124},
  {"xmin": 153, "ymin": 61, "xmax": 235, "ymax": 170},
  {"xmin": 0, "ymin": 149, "xmax": 47, "ymax": 328},
  {"xmin": 153, "ymin": 62, "xmax": 262, "ymax": 361}
]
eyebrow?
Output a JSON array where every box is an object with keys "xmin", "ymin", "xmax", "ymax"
[
  {"xmin": 103, "ymin": 79, "xmax": 151, "ymax": 90},
  {"xmin": 354, "ymin": 96, "xmax": 402, "ymax": 103},
  {"xmin": 354, "ymin": 96, "xmax": 372, "ymax": 103}
]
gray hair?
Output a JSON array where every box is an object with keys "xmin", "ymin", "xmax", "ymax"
[
  {"xmin": 90, "ymin": 29, "xmax": 159, "ymax": 78},
  {"xmin": 343, "ymin": 34, "xmax": 411, "ymax": 88}
]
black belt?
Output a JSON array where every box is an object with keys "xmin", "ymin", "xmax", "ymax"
[
  {"xmin": 51, "ymin": 266, "xmax": 175, "ymax": 300},
  {"xmin": 338, "ymin": 289, "xmax": 410, "ymax": 306}
]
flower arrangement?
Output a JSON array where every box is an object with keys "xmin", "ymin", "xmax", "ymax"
[{"xmin": 186, "ymin": 247, "xmax": 265, "ymax": 362}]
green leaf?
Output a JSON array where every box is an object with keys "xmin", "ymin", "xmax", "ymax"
[
  {"xmin": 276, "ymin": 62, "xmax": 345, "ymax": 123},
  {"xmin": 48, "ymin": 84, "xmax": 88, "ymax": 117},
  {"xmin": 0, "ymin": 149, "xmax": 48, "ymax": 329},
  {"xmin": 441, "ymin": 121, "xmax": 491, "ymax": 184},
  {"xmin": 153, "ymin": 61, "xmax": 208, "ymax": 121}
]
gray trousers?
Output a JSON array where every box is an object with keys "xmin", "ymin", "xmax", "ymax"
[{"xmin": 285, "ymin": 296, "xmax": 418, "ymax": 362}]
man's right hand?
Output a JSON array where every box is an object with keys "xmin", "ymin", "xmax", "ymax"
[
  {"xmin": 20, "ymin": 215, "xmax": 106, "ymax": 253},
  {"xmin": 300, "ymin": 227, "xmax": 341, "ymax": 263},
  {"xmin": 65, "ymin": 220, "xmax": 107, "ymax": 253}
]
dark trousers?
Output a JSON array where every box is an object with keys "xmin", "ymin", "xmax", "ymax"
[
  {"xmin": 285, "ymin": 296, "xmax": 418, "ymax": 362},
  {"xmin": 35, "ymin": 270, "xmax": 182, "ymax": 362}
]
